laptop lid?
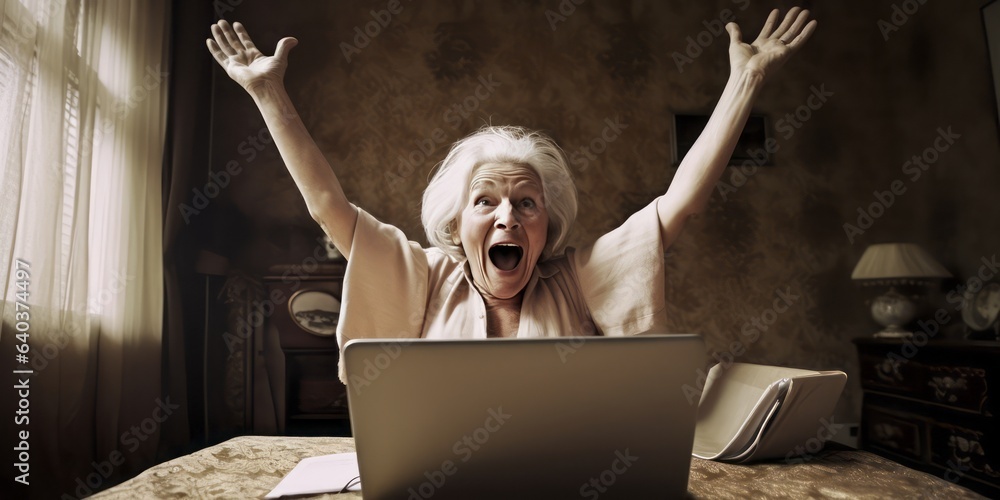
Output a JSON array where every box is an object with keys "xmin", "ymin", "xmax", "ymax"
[{"xmin": 344, "ymin": 334, "xmax": 705, "ymax": 500}]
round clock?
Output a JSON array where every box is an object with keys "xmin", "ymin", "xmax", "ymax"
[
  {"xmin": 962, "ymin": 282, "xmax": 1000, "ymax": 332},
  {"xmin": 288, "ymin": 289, "xmax": 341, "ymax": 337}
]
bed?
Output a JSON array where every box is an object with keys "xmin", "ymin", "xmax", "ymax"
[{"xmin": 92, "ymin": 435, "xmax": 985, "ymax": 499}]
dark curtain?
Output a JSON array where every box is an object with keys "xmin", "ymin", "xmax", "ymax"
[{"xmin": 160, "ymin": 0, "xmax": 216, "ymax": 460}]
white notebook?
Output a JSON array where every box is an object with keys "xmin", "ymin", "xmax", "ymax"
[{"xmin": 692, "ymin": 363, "xmax": 847, "ymax": 463}]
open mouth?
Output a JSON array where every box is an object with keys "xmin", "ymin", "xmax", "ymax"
[{"xmin": 488, "ymin": 243, "xmax": 523, "ymax": 271}]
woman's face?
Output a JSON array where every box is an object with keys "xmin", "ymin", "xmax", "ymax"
[{"xmin": 458, "ymin": 162, "xmax": 548, "ymax": 299}]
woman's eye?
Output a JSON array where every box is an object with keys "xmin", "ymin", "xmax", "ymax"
[
  {"xmin": 519, "ymin": 199, "xmax": 536, "ymax": 209},
  {"xmin": 475, "ymin": 197, "xmax": 491, "ymax": 206}
]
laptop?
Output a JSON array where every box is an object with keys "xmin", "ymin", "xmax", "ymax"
[{"xmin": 344, "ymin": 334, "xmax": 705, "ymax": 499}]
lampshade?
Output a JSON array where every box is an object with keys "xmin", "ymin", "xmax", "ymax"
[{"xmin": 851, "ymin": 243, "xmax": 951, "ymax": 281}]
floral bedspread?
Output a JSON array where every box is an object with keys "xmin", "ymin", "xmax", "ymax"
[{"xmin": 92, "ymin": 435, "xmax": 985, "ymax": 499}]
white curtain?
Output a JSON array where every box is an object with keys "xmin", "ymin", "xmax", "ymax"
[{"xmin": 0, "ymin": 0, "xmax": 169, "ymax": 494}]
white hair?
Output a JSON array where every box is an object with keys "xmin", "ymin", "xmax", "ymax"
[{"xmin": 422, "ymin": 125, "xmax": 578, "ymax": 261}]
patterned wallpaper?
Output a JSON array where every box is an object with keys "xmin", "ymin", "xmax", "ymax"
[{"xmin": 207, "ymin": 0, "xmax": 1000, "ymax": 423}]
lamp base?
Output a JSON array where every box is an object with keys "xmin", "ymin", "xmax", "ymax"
[
  {"xmin": 873, "ymin": 328, "xmax": 913, "ymax": 339},
  {"xmin": 870, "ymin": 288, "xmax": 919, "ymax": 339}
]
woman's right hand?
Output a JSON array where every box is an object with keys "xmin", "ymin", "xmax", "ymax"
[
  {"xmin": 206, "ymin": 20, "xmax": 358, "ymax": 259},
  {"xmin": 206, "ymin": 20, "xmax": 298, "ymax": 91}
]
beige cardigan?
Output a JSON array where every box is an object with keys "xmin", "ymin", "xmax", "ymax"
[{"xmin": 336, "ymin": 200, "xmax": 669, "ymax": 383}]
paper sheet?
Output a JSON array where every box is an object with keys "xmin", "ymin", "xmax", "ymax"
[{"xmin": 265, "ymin": 452, "xmax": 361, "ymax": 498}]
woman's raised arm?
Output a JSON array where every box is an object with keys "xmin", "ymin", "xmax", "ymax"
[
  {"xmin": 656, "ymin": 8, "xmax": 817, "ymax": 249},
  {"xmin": 207, "ymin": 20, "xmax": 359, "ymax": 258}
]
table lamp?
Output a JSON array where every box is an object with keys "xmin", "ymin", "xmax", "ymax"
[{"xmin": 851, "ymin": 243, "xmax": 952, "ymax": 338}]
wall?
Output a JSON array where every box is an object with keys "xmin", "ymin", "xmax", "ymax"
[{"xmin": 201, "ymin": 0, "xmax": 1000, "ymax": 424}]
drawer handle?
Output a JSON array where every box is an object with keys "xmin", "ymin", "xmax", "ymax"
[
  {"xmin": 875, "ymin": 357, "xmax": 904, "ymax": 384},
  {"xmin": 929, "ymin": 376, "xmax": 968, "ymax": 403}
]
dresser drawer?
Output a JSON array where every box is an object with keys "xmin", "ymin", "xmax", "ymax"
[
  {"xmin": 285, "ymin": 351, "xmax": 348, "ymax": 417},
  {"xmin": 929, "ymin": 420, "xmax": 1000, "ymax": 487},
  {"xmin": 925, "ymin": 365, "xmax": 989, "ymax": 414},
  {"xmin": 857, "ymin": 342, "xmax": 994, "ymax": 415},
  {"xmin": 861, "ymin": 404, "xmax": 925, "ymax": 461},
  {"xmin": 857, "ymin": 350, "xmax": 924, "ymax": 397}
]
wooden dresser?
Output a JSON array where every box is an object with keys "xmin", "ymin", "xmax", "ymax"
[
  {"xmin": 255, "ymin": 263, "xmax": 351, "ymax": 436},
  {"xmin": 854, "ymin": 338, "xmax": 1000, "ymax": 498}
]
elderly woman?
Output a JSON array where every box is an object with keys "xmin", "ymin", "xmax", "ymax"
[{"xmin": 207, "ymin": 9, "xmax": 816, "ymax": 381}]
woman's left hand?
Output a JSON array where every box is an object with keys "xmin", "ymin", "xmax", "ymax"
[{"xmin": 727, "ymin": 7, "xmax": 817, "ymax": 80}]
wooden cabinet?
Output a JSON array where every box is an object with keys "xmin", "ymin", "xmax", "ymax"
[
  {"xmin": 854, "ymin": 338, "xmax": 999, "ymax": 498},
  {"xmin": 255, "ymin": 263, "xmax": 351, "ymax": 436}
]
